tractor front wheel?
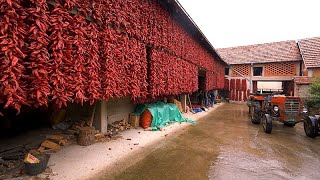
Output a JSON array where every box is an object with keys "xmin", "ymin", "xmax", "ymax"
[
  {"xmin": 250, "ymin": 102, "xmax": 261, "ymax": 124},
  {"xmin": 262, "ymin": 114, "xmax": 272, "ymax": 134},
  {"xmin": 304, "ymin": 116, "xmax": 318, "ymax": 138}
]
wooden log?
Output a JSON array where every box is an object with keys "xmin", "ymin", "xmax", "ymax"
[
  {"xmin": 46, "ymin": 134, "xmax": 64, "ymax": 141},
  {"xmin": 41, "ymin": 140, "xmax": 60, "ymax": 150},
  {"xmin": 77, "ymin": 127, "xmax": 95, "ymax": 146}
]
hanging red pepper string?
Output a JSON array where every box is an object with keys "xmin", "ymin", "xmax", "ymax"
[
  {"xmin": 24, "ymin": 0, "xmax": 51, "ymax": 108},
  {"xmin": 0, "ymin": 0, "xmax": 29, "ymax": 114},
  {"xmin": 48, "ymin": 5, "xmax": 74, "ymax": 108}
]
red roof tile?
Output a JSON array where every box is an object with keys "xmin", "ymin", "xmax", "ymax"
[
  {"xmin": 217, "ymin": 40, "xmax": 302, "ymax": 65},
  {"xmin": 298, "ymin": 37, "xmax": 320, "ymax": 68}
]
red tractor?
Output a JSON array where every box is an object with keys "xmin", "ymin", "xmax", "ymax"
[{"xmin": 248, "ymin": 94, "xmax": 307, "ymax": 134}]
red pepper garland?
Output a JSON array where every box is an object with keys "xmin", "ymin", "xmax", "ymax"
[
  {"xmin": 230, "ymin": 79, "xmax": 236, "ymax": 101},
  {"xmin": 128, "ymin": 38, "xmax": 148, "ymax": 100},
  {"xmin": 224, "ymin": 79, "xmax": 230, "ymax": 91},
  {"xmin": 149, "ymin": 49, "xmax": 198, "ymax": 98},
  {"xmin": 0, "ymin": 0, "xmax": 29, "ymax": 114},
  {"xmin": 205, "ymin": 72, "xmax": 215, "ymax": 91},
  {"xmin": 98, "ymin": 24, "xmax": 148, "ymax": 101},
  {"xmin": 48, "ymin": 4, "xmax": 74, "ymax": 108},
  {"xmin": 24, "ymin": 0, "xmax": 51, "ymax": 108},
  {"xmin": 61, "ymin": 15, "xmax": 87, "ymax": 106},
  {"xmin": 236, "ymin": 79, "xmax": 241, "ymax": 91},
  {"xmin": 149, "ymin": 49, "xmax": 168, "ymax": 98},
  {"xmin": 84, "ymin": 22, "xmax": 101, "ymax": 105},
  {"xmin": 236, "ymin": 90, "xmax": 240, "ymax": 101}
]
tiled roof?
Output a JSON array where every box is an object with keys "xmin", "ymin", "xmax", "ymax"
[
  {"xmin": 298, "ymin": 37, "xmax": 320, "ymax": 68},
  {"xmin": 293, "ymin": 76, "xmax": 312, "ymax": 85},
  {"xmin": 217, "ymin": 40, "xmax": 302, "ymax": 65}
]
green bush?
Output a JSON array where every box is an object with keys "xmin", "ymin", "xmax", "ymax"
[{"xmin": 307, "ymin": 76, "xmax": 320, "ymax": 111}]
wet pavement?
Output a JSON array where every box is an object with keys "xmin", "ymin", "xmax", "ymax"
[{"xmin": 103, "ymin": 103, "xmax": 320, "ymax": 180}]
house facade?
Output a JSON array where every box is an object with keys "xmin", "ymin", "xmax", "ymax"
[
  {"xmin": 218, "ymin": 40, "xmax": 303, "ymax": 102},
  {"xmin": 294, "ymin": 37, "xmax": 320, "ymax": 98}
]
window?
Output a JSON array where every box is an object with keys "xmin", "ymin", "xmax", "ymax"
[
  {"xmin": 253, "ymin": 67, "xmax": 263, "ymax": 76},
  {"xmin": 225, "ymin": 68, "xmax": 230, "ymax": 76}
]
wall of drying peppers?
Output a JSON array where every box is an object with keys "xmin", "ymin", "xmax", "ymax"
[
  {"xmin": 227, "ymin": 78, "xmax": 249, "ymax": 101},
  {"xmin": 149, "ymin": 49, "xmax": 198, "ymax": 98},
  {"xmin": 0, "ymin": 0, "xmax": 224, "ymax": 113}
]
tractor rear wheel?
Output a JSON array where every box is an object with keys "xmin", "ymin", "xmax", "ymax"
[
  {"xmin": 250, "ymin": 102, "xmax": 261, "ymax": 124},
  {"xmin": 304, "ymin": 116, "xmax": 318, "ymax": 138},
  {"xmin": 262, "ymin": 114, "xmax": 272, "ymax": 134}
]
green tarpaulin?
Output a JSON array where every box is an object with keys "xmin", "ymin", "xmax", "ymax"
[{"xmin": 135, "ymin": 102, "xmax": 196, "ymax": 130}]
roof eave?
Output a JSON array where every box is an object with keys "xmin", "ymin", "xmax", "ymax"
[
  {"xmin": 227, "ymin": 59, "xmax": 303, "ymax": 65},
  {"xmin": 160, "ymin": 0, "xmax": 227, "ymax": 66}
]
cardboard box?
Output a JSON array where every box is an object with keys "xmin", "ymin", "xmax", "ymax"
[
  {"xmin": 129, "ymin": 113, "xmax": 140, "ymax": 128},
  {"xmin": 168, "ymin": 99, "xmax": 183, "ymax": 112}
]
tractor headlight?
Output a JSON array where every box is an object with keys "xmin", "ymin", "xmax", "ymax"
[
  {"xmin": 303, "ymin": 107, "xmax": 308, "ymax": 113},
  {"xmin": 273, "ymin": 106, "xmax": 279, "ymax": 112}
]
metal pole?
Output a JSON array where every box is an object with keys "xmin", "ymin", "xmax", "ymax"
[{"xmin": 250, "ymin": 63, "xmax": 253, "ymax": 93}]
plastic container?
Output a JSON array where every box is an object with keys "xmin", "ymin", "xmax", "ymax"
[{"xmin": 140, "ymin": 109, "xmax": 152, "ymax": 129}]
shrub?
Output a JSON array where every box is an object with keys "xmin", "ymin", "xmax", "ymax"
[{"xmin": 307, "ymin": 76, "xmax": 320, "ymax": 112}]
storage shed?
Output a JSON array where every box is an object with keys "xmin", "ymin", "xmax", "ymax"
[{"xmin": 0, "ymin": 0, "xmax": 226, "ymax": 133}]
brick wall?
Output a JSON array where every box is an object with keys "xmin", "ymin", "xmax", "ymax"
[
  {"xmin": 230, "ymin": 62, "xmax": 298, "ymax": 77},
  {"xmin": 264, "ymin": 62, "xmax": 296, "ymax": 76},
  {"xmin": 231, "ymin": 64, "xmax": 251, "ymax": 77},
  {"xmin": 312, "ymin": 68, "xmax": 320, "ymax": 76}
]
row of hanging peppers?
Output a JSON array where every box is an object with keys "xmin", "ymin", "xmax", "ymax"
[
  {"xmin": 228, "ymin": 78, "xmax": 249, "ymax": 101},
  {"xmin": 0, "ymin": 0, "xmax": 224, "ymax": 114}
]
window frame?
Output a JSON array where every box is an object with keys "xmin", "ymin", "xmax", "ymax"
[
  {"xmin": 253, "ymin": 66, "xmax": 263, "ymax": 76},
  {"xmin": 225, "ymin": 67, "xmax": 230, "ymax": 76}
]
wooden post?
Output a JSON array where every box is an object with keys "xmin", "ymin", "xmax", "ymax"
[
  {"xmin": 93, "ymin": 100, "xmax": 108, "ymax": 134},
  {"xmin": 180, "ymin": 94, "xmax": 187, "ymax": 113}
]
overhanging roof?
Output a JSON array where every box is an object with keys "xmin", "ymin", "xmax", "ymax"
[
  {"xmin": 159, "ymin": 0, "xmax": 227, "ymax": 66},
  {"xmin": 217, "ymin": 40, "xmax": 302, "ymax": 65}
]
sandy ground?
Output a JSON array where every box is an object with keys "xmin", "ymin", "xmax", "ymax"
[{"xmin": 47, "ymin": 104, "xmax": 222, "ymax": 180}]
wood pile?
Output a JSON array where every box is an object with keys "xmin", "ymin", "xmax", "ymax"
[{"xmin": 107, "ymin": 120, "xmax": 132, "ymax": 134}]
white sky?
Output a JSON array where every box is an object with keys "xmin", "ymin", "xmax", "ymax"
[{"xmin": 178, "ymin": 0, "xmax": 320, "ymax": 48}]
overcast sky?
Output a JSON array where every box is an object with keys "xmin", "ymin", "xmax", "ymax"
[{"xmin": 178, "ymin": 0, "xmax": 320, "ymax": 48}]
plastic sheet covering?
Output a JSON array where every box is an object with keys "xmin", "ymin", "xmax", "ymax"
[{"xmin": 135, "ymin": 102, "xmax": 195, "ymax": 130}]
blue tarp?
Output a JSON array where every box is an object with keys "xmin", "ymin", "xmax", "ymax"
[{"xmin": 135, "ymin": 102, "xmax": 196, "ymax": 130}]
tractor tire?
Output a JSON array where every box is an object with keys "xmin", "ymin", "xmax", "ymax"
[
  {"xmin": 262, "ymin": 114, "xmax": 272, "ymax": 134},
  {"xmin": 250, "ymin": 102, "xmax": 261, "ymax": 124},
  {"xmin": 304, "ymin": 116, "xmax": 318, "ymax": 138}
]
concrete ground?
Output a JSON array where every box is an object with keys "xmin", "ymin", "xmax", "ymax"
[
  {"xmin": 47, "ymin": 104, "xmax": 221, "ymax": 180},
  {"xmin": 96, "ymin": 103, "xmax": 320, "ymax": 180}
]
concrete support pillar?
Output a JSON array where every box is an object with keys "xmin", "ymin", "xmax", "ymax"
[
  {"xmin": 180, "ymin": 94, "xmax": 187, "ymax": 113},
  {"xmin": 93, "ymin": 100, "xmax": 108, "ymax": 134},
  {"xmin": 250, "ymin": 63, "xmax": 253, "ymax": 93}
]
